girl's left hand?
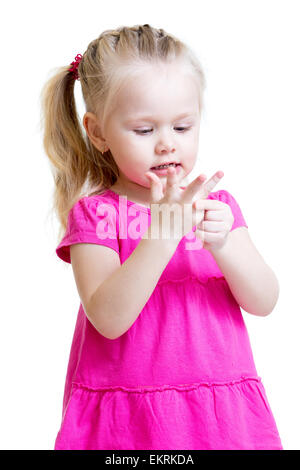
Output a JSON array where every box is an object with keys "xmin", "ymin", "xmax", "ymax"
[{"xmin": 192, "ymin": 198, "xmax": 234, "ymax": 252}]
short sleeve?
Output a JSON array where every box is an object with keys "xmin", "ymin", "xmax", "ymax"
[
  {"xmin": 209, "ymin": 189, "xmax": 248, "ymax": 231},
  {"xmin": 56, "ymin": 197, "xmax": 120, "ymax": 264}
]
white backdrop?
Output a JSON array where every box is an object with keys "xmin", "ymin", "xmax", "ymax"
[{"xmin": 1, "ymin": 0, "xmax": 299, "ymax": 450}]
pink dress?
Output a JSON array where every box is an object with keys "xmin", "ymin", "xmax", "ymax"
[{"xmin": 54, "ymin": 188, "xmax": 283, "ymax": 450}]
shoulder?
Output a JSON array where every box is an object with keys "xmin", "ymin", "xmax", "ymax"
[
  {"xmin": 56, "ymin": 191, "xmax": 120, "ymax": 264},
  {"xmin": 69, "ymin": 191, "xmax": 120, "ymax": 221},
  {"xmin": 63, "ymin": 191, "xmax": 121, "ymax": 239}
]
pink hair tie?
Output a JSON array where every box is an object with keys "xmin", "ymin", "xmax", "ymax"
[{"xmin": 68, "ymin": 53, "xmax": 82, "ymax": 80}]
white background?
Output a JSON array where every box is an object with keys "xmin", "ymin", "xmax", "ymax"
[{"xmin": 1, "ymin": 0, "xmax": 299, "ymax": 450}]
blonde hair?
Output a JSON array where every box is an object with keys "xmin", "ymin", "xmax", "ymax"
[{"xmin": 39, "ymin": 24, "xmax": 206, "ymax": 243}]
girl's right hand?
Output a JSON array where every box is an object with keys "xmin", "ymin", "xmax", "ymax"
[{"xmin": 144, "ymin": 167, "xmax": 224, "ymax": 242}]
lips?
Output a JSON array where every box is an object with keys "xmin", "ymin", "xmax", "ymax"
[
  {"xmin": 150, "ymin": 164, "xmax": 182, "ymax": 176},
  {"xmin": 150, "ymin": 162, "xmax": 180, "ymax": 169}
]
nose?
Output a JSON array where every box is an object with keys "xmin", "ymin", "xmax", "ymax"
[{"xmin": 155, "ymin": 130, "xmax": 176, "ymax": 154}]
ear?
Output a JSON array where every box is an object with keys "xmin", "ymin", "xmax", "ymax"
[{"xmin": 82, "ymin": 112, "xmax": 109, "ymax": 153}]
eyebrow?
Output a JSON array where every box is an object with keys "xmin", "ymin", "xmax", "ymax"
[{"xmin": 125, "ymin": 112, "xmax": 197, "ymax": 123}]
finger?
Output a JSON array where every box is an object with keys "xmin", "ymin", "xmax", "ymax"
[
  {"xmin": 145, "ymin": 172, "xmax": 163, "ymax": 202},
  {"xmin": 200, "ymin": 209, "xmax": 227, "ymax": 222},
  {"xmin": 182, "ymin": 173, "xmax": 208, "ymax": 204},
  {"xmin": 193, "ymin": 199, "xmax": 224, "ymax": 211},
  {"xmin": 197, "ymin": 220, "xmax": 227, "ymax": 233},
  {"xmin": 196, "ymin": 230, "xmax": 222, "ymax": 244},
  {"xmin": 164, "ymin": 165, "xmax": 178, "ymax": 199},
  {"xmin": 200, "ymin": 171, "xmax": 224, "ymax": 199},
  {"xmin": 194, "ymin": 208, "xmax": 205, "ymax": 227}
]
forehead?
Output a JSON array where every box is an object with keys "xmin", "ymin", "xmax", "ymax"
[{"xmin": 112, "ymin": 62, "xmax": 200, "ymax": 119}]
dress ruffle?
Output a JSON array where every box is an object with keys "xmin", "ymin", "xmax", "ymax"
[{"xmin": 55, "ymin": 376, "xmax": 283, "ymax": 450}]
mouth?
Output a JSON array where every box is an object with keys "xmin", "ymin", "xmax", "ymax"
[
  {"xmin": 150, "ymin": 162, "xmax": 181, "ymax": 170},
  {"xmin": 150, "ymin": 163, "xmax": 182, "ymax": 176}
]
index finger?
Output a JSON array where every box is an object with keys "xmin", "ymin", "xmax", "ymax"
[
  {"xmin": 182, "ymin": 170, "xmax": 224, "ymax": 203},
  {"xmin": 201, "ymin": 171, "xmax": 224, "ymax": 199}
]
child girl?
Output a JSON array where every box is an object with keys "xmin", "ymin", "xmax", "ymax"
[{"xmin": 40, "ymin": 24, "xmax": 283, "ymax": 450}]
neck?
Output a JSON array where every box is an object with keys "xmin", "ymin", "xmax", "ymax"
[{"xmin": 109, "ymin": 180, "xmax": 152, "ymax": 208}]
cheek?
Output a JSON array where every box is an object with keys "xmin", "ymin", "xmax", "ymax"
[
  {"xmin": 182, "ymin": 151, "xmax": 197, "ymax": 174},
  {"xmin": 119, "ymin": 137, "xmax": 151, "ymax": 165},
  {"xmin": 184, "ymin": 149, "xmax": 197, "ymax": 164},
  {"xmin": 118, "ymin": 135, "xmax": 148, "ymax": 159},
  {"xmin": 185, "ymin": 137, "xmax": 199, "ymax": 158},
  {"xmin": 115, "ymin": 152, "xmax": 148, "ymax": 176}
]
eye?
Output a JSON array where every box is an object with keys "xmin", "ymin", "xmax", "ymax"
[
  {"xmin": 134, "ymin": 129, "xmax": 152, "ymax": 134},
  {"xmin": 134, "ymin": 127, "xmax": 191, "ymax": 135},
  {"xmin": 175, "ymin": 127, "xmax": 191, "ymax": 132}
]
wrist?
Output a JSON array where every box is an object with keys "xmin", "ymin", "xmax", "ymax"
[{"xmin": 207, "ymin": 237, "xmax": 230, "ymax": 257}]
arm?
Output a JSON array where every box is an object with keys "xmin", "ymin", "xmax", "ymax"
[
  {"xmin": 88, "ymin": 231, "xmax": 179, "ymax": 340},
  {"xmin": 209, "ymin": 227, "xmax": 280, "ymax": 317}
]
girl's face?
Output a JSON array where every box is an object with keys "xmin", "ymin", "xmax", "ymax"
[{"xmin": 98, "ymin": 62, "xmax": 201, "ymax": 200}]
